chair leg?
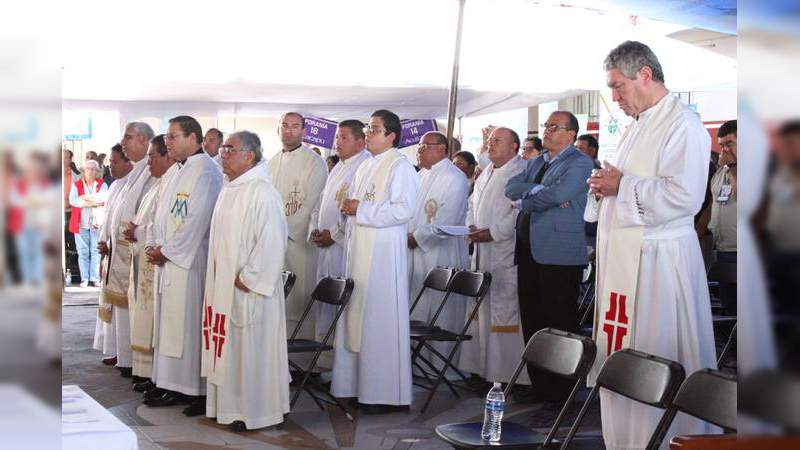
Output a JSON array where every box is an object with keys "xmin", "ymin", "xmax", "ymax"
[
  {"xmin": 559, "ymin": 386, "xmax": 599, "ymax": 450},
  {"xmin": 420, "ymin": 340, "xmax": 466, "ymax": 414},
  {"xmin": 579, "ymin": 289, "xmax": 594, "ymax": 327},
  {"xmin": 645, "ymin": 407, "xmax": 677, "ymax": 450},
  {"xmin": 717, "ymin": 323, "xmax": 736, "ymax": 367},
  {"xmin": 416, "ymin": 352, "xmax": 461, "ymax": 398},
  {"xmin": 542, "ymin": 380, "xmax": 581, "ymax": 447}
]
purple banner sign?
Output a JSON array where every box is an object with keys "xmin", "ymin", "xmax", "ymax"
[
  {"xmin": 303, "ymin": 117, "xmax": 338, "ymax": 149},
  {"xmin": 399, "ymin": 119, "xmax": 438, "ymax": 148}
]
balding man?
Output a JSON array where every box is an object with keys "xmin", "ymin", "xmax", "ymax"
[
  {"xmin": 408, "ymin": 131, "xmax": 470, "ymax": 378},
  {"xmin": 587, "ymin": 41, "xmax": 717, "ymax": 448},
  {"xmin": 267, "ymin": 112, "xmax": 328, "ymax": 347},
  {"xmin": 505, "ymin": 112, "xmax": 593, "ymax": 404}
]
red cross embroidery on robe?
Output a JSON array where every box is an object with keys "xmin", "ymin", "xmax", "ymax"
[
  {"xmin": 602, "ymin": 291, "xmax": 629, "ymax": 355},
  {"xmin": 203, "ymin": 305, "xmax": 227, "ymax": 369}
]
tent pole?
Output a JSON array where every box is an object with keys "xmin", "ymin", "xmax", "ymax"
[{"xmin": 445, "ymin": 0, "xmax": 466, "ymax": 157}]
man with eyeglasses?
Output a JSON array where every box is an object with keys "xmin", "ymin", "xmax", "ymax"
[
  {"xmin": 707, "ymin": 120, "xmax": 737, "ymax": 314},
  {"xmin": 459, "ymin": 127, "xmax": 531, "ymax": 390},
  {"xmin": 332, "ymin": 109, "xmax": 418, "ymax": 414},
  {"xmin": 98, "ymin": 122, "xmax": 156, "ymax": 380},
  {"xmin": 505, "ymin": 113, "xmax": 593, "ymax": 404},
  {"xmin": 203, "ymin": 131, "xmax": 290, "ymax": 432},
  {"xmin": 123, "ymin": 134, "xmax": 176, "ymax": 393},
  {"xmin": 586, "ymin": 41, "xmax": 717, "ymax": 448},
  {"xmin": 407, "ymin": 131, "xmax": 470, "ymax": 379},
  {"xmin": 144, "ymin": 115, "xmax": 222, "ymax": 417},
  {"xmin": 267, "ymin": 112, "xmax": 328, "ymax": 353}
]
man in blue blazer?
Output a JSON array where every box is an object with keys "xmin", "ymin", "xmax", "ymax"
[{"xmin": 505, "ymin": 111, "xmax": 594, "ymax": 403}]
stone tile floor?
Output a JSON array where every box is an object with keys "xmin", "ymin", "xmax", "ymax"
[{"xmin": 62, "ymin": 288, "xmax": 604, "ymax": 449}]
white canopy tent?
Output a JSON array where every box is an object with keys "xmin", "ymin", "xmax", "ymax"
[{"xmin": 61, "ymin": 0, "xmax": 736, "ymax": 123}]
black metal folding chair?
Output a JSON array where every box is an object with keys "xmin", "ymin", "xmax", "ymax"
[
  {"xmin": 561, "ymin": 349, "xmax": 686, "ymax": 450},
  {"xmin": 435, "ymin": 328, "xmax": 597, "ymax": 449},
  {"xmin": 282, "ymin": 270, "xmax": 296, "ymax": 298},
  {"xmin": 409, "ymin": 266, "xmax": 458, "ymax": 329},
  {"xmin": 411, "ymin": 270, "xmax": 492, "ymax": 414},
  {"xmin": 739, "ymin": 369, "xmax": 800, "ymax": 433},
  {"xmin": 286, "ymin": 276, "xmax": 354, "ymax": 421},
  {"xmin": 647, "ymin": 368, "xmax": 737, "ymax": 447}
]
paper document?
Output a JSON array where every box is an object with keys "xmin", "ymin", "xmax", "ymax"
[{"xmin": 433, "ymin": 225, "xmax": 473, "ymax": 236}]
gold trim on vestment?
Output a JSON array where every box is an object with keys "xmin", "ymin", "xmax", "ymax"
[
  {"xmin": 491, "ymin": 324, "xmax": 520, "ymax": 333},
  {"xmin": 130, "ymin": 344, "xmax": 153, "ymax": 354},
  {"xmin": 103, "ymin": 288, "xmax": 129, "ymax": 308},
  {"xmin": 98, "ymin": 304, "xmax": 112, "ymax": 323}
]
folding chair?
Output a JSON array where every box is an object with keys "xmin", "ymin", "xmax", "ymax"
[
  {"xmin": 411, "ymin": 270, "xmax": 491, "ymax": 414},
  {"xmin": 286, "ymin": 276, "xmax": 354, "ymax": 421},
  {"xmin": 282, "ymin": 270, "xmax": 296, "ymax": 298},
  {"xmin": 409, "ymin": 266, "xmax": 458, "ymax": 329},
  {"xmin": 643, "ymin": 368, "xmax": 736, "ymax": 448},
  {"xmin": 739, "ymin": 369, "xmax": 800, "ymax": 433},
  {"xmin": 435, "ymin": 328, "xmax": 597, "ymax": 449},
  {"xmin": 561, "ymin": 349, "xmax": 686, "ymax": 450}
]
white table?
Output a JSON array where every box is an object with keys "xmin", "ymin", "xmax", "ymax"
[{"xmin": 62, "ymin": 385, "xmax": 138, "ymax": 450}]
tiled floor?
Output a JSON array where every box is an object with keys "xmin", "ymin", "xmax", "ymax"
[{"xmin": 63, "ymin": 289, "xmax": 604, "ymax": 449}]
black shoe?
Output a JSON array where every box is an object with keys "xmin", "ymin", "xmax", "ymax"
[
  {"xmin": 118, "ymin": 367, "xmax": 133, "ymax": 378},
  {"xmin": 144, "ymin": 391, "xmax": 188, "ymax": 407},
  {"xmin": 133, "ymin": 380, "xmax": 155, "ymax": 393},
  {"xmin": 182, "ymin": 397, "xmax": 206, "ymax": 416},
  {"xmin": 102, "ymin": 356, "xmax": 117, "ymax": 366},
  {"xmin": 131, "ymin": 375, "xmax": 147, "ymax": 384},
  {"xmin": 230, "ymin": 420, "xmax": 247, "ymax": 432},
  {"xmin": 143, "ymin": 387, "xmax": 168, "ymax": 401},
  {"xmin": 358, "ymin": 403, "xmax": 409, "ymax": 415}
]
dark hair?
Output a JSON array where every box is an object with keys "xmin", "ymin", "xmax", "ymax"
[
  {"xmin": 327, "ymin": 154, "xmax": 340, "ymax": 165},
  {"xmin": 577, "ymin": 134, "xmax": 599, "ymax": 150},
  {"xmin": 453, "ymin": 150, "xmax": 477, "ymax": 167},
  {"xmin": 338, "ymin": 119, "xmax": 365, "ymax": 140},
  {"xmin": 150, "ymin": 134, "xmax": 168, "ymax": 156},
  {"xmin": 718, "ymin": 120, "xmax": 737, "ymax": 138},
  {"xmin": 206, "ymin": 128, "xmax": 223, "ymax": 141},
  {"xmin": 779, "ymin": 120, "xmax": 800, "ymax": 136},
  {"xmin": 168, "ymin": 115, "xmax": 203, "ymax": 145},
  {"xmin": 451, "ymin": 137, "xmax": 462, "ymax": 153},
  {"xmin": 553, "ymin": 111, "xmax": 580, "ymax": 142},
  {"xmin": 524, "ymin": 136, "xmax": 543, "ymax": 151},
  {"xmin": 111, "ymin": 143, "xmax": 129, "ymax": 162},
  {"xmin": 282, "ymin": 112, "xmax": 305, "ymax": 125},
  {"xmin": 371, "ymin": 109, "xmax": 402, "ymax": 147}
]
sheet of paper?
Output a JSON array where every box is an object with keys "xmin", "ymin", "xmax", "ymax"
[{"xmin": 433, "ymin": 225, "xmax": 473, "ymax": 236}]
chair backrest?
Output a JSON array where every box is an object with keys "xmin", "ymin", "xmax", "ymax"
[
  {"xmin": 672, "ymin": 369, "xmax": 737, "ymax": 431},
  {"xmin": 597, "ymin": 349, "xmax": 685, "ymax": 408},
  {"xmin": 525, "ymin": 328, "xmax": 597, "ymax": 380},
  {"xmin": 311, "ymin": 277, "xmax": 354, "ymax": 306},
  {"xmin": 282, "ymin": 271, "xmax": 296, "ymax": 298},
  {"xmin": 424, "ymin": 266, "xmax": 456, "ymax": 292},
  {"xmin": 448, "ymin": 270, "xmax": 491, "ymax": 298},
  {"xmin": 707, "ymin": 261, "xmax": 736, "ymax": 285},
  {"xmin": 740, "ymin": 369, "xmax": 800, "ymax": 433}
]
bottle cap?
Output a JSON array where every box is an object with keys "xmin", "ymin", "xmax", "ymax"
[{"xmin": 493, "ymin": 382, "xmax": 501, "ymax": 388}]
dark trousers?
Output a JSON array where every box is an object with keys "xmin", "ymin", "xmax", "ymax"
[
  {"xmin": 716, "ymin": 251, "xmax": 737, "ymax": 315},
  {"xmin": 516, "ymin": 243, "xmax": 583, "ymax": 402}
]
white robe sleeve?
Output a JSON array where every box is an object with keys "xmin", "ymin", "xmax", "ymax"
[
  {"xmin": 488, "ymin": 198, "xmax": 518, "ymax": 243},
  {"xmin": 287, "ymin": 157, "xmax": 327, "ymax": 242},
  {"xmin": 238, "ymin": 188, "xmax": 288, "ymax": 297},
  {"xmin": 356, "ymin": 162, "xmax": 418, "ymax": 228},
  {"xmin": 161, "ymin": 167, "xmax": 222, "ymax": 269},
  {"xmin": 614, "ymin": 113, "xmax": 710, "ymax": 227},
  {"xmin": 413, "ymin": 171, "xmax": 469, "ymax": 252}
]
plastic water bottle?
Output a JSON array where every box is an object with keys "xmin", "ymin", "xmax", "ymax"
[
  {"xmin": 65, "ymin": 269, "xmax": 72, "ymax": 286},
  {"xmin": 481, "ymin": 382, "xmax": 504, "ymax": 441}
]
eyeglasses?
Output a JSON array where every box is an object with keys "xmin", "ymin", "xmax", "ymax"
[
  {"xmin": 541, "ymin": 123, "xmax": 570, "ymax": 132},
  {"xmin": 219, "ymin": 145, "xmax": 247, "ymax": 156},
  {"xmin": 164, "ymin": 132, "xmax": 186, "ymax": 141},
  {"xmin": 363, "ymin": 126, "xmax": 387, "ymax": 135}
]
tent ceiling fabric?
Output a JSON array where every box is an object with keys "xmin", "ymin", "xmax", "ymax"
[{"xmin": 60, "ymin": 0, "xmax": 736, "ymax": 119}]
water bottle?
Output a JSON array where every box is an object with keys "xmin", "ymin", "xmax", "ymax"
[
  {"xmin": 65, "ymin": 269, "xmax": 72, "ymax": 286},
  {"xmin": 481, "ymin": 382, "xmax": 504, "ymax": 441}
]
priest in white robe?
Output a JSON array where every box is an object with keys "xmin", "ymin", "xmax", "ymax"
[
  {"xmin": 309, "ymin": 120, "xmax": 370, "ymax": 354},
  {"xmin": 267, "ymin": 112, "xmax": 328, "ymax": 342},
  {"xmin": 123, "ymin": 135, "xmax": 175, "ymax": 390},
  {"xmin": 145, "ymin": 116, "xmax": 222, "ymax": 416},
  {"xmin": 408, "ymin": 131, "xmax": 470, "ymax": 379},
  {"xmin": 203, "ymin": 131, "xmax": 290, "ymax": 432},
  {"xmin": 332, "ymin": 109, "xmax": 418, "ymax": 413},
  {"xmin": 458, "ymin": 128, "xmax": 531, "ymax": 386},
  {"xmin": 587, "ymin": 41, "xmax": 717, "ymax": 450},
  {"xmin": 99, "ymin": 123, "xmax": 155, "ymax": 377},
  {"xmin": 93, "ymin": 145, "xmax": 133, "ymax": 362}
]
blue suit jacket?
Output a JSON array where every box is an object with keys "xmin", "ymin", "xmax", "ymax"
[{"xmin": 505, "ymin": 146, "xmax": 594, "ymax": 266}]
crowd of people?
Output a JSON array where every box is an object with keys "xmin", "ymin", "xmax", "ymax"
[{"xmin": 69, "ymin": 40, "xmax": 738, "ymax": 448}]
